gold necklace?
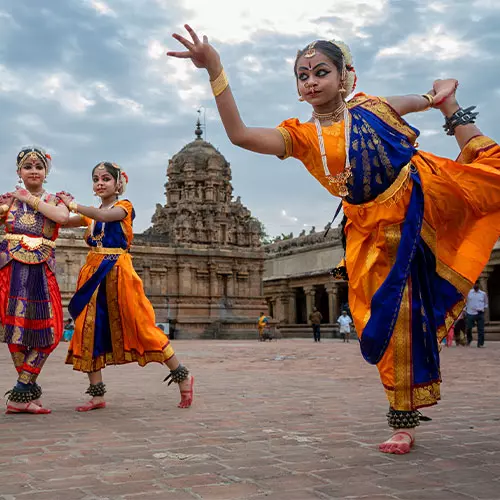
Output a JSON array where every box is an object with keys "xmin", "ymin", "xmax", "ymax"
[
  {"xmin": 314, "ymin": 106, "xmax": 352, "ymax": 197},
  {"xmin": 19, "ymin": 191, "xmax": 46, "ymax": 227},
  {"xmin": 312, "ymin": 101, "xmax": 347, "ymax": 125},
  {"xmin": 88, "ymin": 202, "xmax": 116, "ymax": 247}
]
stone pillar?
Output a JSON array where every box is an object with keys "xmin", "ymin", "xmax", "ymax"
[
  {"xmin": 227, "ymin": 273, "xmax": 235, "ymax": 297},
  {"xmin": 287, "ymin": 291, "xmax": 296, "ymax": 324},
  {"xmin": 166, "ymin": 263, "xmax": 178, "ymax": 295},
  {"xmin": 178, "ymin": 264, "xmax": 191, "ymax": 295},
  {"xmin": 275, "ymin": 294, "xmax": 289, "ymax": 324},
  {"xmin": 325, "ymin": 283, "xmax": 339, "ymax": 324},
  {"xmin": 303, "ymin": 286, "xmax": 316, "ymax": 324},
  {"xmin": 209, "ymin": 266, "xmax": 219, "ymax": 298},
  {"xmin": 480, "ymin": 269, "xmax": 492, "ymax": 323},
  {"xmin": 143, "ymin": 266, "xmax": 151, "ymax": 294}
]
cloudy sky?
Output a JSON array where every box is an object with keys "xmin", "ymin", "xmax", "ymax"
[{"xmin": 1, "ymin": 0, "xmax": 499, "ymax": 236}]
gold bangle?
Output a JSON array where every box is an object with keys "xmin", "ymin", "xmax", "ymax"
[
  {"xmin": 210, "ymin": 69, "xmax": 229, "ymax": 97},
  {"xmin": 69, "ymin": 200, "xmax": 78, "ymax": 213},
  {"xmin": 421, "ymin": 93, "xmax": 434, "ymax": 111},
  {"xmin": 32, "ymin": 197, "xmax": 41, "ymax": 211},
  {"xmin": 0, "ymin": 204, "xmax": 9, "ymax": 215}
]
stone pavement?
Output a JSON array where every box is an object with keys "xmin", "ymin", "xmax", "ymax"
[{"xmin": 0, "ymin": 339, "xmax": 499, "ymax": 500}]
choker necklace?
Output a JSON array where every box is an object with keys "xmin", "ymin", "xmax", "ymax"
[{"xmin": 312, "ymin": 101, "xmax": 347, "ymax": 125}]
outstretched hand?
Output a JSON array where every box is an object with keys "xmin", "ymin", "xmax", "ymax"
[{"xmin": 167, "ymin": 24, "xmax": 222, "ymax": 77}]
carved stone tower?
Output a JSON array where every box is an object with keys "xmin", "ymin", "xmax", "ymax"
[{"xmin": 148, "ymin": 120, "xmax": 261, "ymax": 248}]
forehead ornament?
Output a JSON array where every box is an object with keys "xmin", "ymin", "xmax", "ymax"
[{"xmin": 304, "ymin": 42, "xmax": 317, "ymax": 58}]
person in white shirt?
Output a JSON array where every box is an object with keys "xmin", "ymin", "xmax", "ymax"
[
  {"xmin": 338, "ymin": 310, "xmax": 353, "ymax": 343},
  {"xmin": 465, "ymin": 282, "xmax": 489, "ymax": 347}
]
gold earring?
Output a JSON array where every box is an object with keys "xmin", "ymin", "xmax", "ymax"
[{"xmin": 298, "ymin": 95, "xmax": 304, "ymax": 102}]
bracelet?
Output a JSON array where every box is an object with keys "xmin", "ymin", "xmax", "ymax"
[
  {"xmin": 27, "ymin": 195, "xmax": 38, "ymax": 211},
  {"xmin": 69, "ymin": 200, "xmax": 78, "ymax": 213},
  {"xmin": 421, "ymin": 94, "xmax": 434, "ymax": 111},
  {"xmin": 32, "ymin": 197, "xmax": 41, "ymax": 212},
  {"xmin": 0, "ymin": 204, "xmax": 9, "ymax": 215},
  {"xmin": 443, "ymin": 106, "xmax": 479, "ymax": 136},
  {"xmin": 210, "ymin": 68, "xmax": 229, "ymax": 97}
]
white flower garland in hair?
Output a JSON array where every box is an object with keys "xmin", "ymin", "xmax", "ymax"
[{"xmin": 330, "ymin": 39, "xmax": 357, "ymax": 98}]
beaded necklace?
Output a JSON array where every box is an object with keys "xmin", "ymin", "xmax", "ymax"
[{"xmin": 313, "ymin": 106, "xmax": 352, "ymax": 197}]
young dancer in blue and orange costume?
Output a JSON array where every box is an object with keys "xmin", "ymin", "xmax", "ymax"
[
  {"xmin": 0, "ymin": 147, "xmax": 69, "ymax": 414},
  {"xmin": 58, "ymin": 162, "xmax": 194, "ymax": 412},
  {"xmin": 169, "ymin": 25, "xmax": 500, "ymax": 454}
]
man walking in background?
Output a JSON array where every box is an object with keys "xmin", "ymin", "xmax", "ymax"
[
  {"xmin": 309, "ymin": 307, "xmax": 322, "ymax": 342},
  {"xmin": 466, "ymin": 281, "xmax": 489, "ymax": 347}
]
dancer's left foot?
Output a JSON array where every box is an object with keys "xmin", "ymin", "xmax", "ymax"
[
  {"xmin": 379, "ymin": 430, "xmax": 415, "ymax": 454},
  {"xmin": 75, "ymin": 397, "xmax": 106, "ymax": 412},
  {"xmin": 6, "ymin": 401, "xmax": 51, "ymax": 415},
  {"xmin": 178, "ymin": 375, "xmax": 194, "ymax": 408}
]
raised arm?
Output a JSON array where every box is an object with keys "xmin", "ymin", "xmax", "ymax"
[
  {"xmin": 384, "ymin": 95, "xmax": 434, "ymax": 116},
  {"xmin": 385, "ymin": 79, "xmax": 459, "ymax": 116},
  {"xmin": 168, "ymin": 25, "xmax": 285, "ymax": 156},
  {"xmin": 58, "ymin": 192, "xmax": 126, "ymax": 223}
]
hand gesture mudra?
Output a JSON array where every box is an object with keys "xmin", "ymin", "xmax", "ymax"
[
  {"xmin": 56, "ymin": 191, "xmax": 74, "ymax": 207},
  {"xmin": 0, "ymin": 192, "xmax": 14, "ymax": 207},
  {"xmin": 12, "ymin": 188, "xmax": 31, "ymax": 203},
  {"xmin": 167, "ymin": 25, "xmax": 221, "ymax": 77},
  {"xmin": 431, "ymin": 79, "xmax": 459, "ymax": 108}
]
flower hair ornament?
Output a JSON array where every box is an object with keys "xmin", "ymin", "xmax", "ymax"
[
  {"xmin": 330, "ymin": 39, "xmax": 357, "ymax": 98},
  {"xmin": 16, "ymin": 146, "xmax": 52, "ymax": 174}
]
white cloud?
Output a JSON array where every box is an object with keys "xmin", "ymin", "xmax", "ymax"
[
  {"xmin": 41, "ymin": 74, "xmax": 96, "ymax": 113},
  {"xmin": 148, "ymin": 40, "xmax": 166, "ymax": 60},
  {"xmin": 94, "ymin": 82, "xmax": 144, "ymax": 114},
  {"xmin": 281, "ymin": 209, "xmax": 298, "ymax": 223},
  {"xmin": 376, "ymin": 25, "xmax": 476, "ymax": 61},
  {"xmin": 0, "ymin": 66, "xmax": 95, "ymax": 113},
  {"xmin": 472, "ymin": 0, "xmax": 500, "ymax": 9},
  {"xmin": 88, "ymin": 0, "xmax": 116, "ymax": 17},
  {"xmin": 177, "ymin": 0, "xmax": 389, "ymax": 43}
]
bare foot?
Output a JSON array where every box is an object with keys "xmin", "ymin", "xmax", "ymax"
[
  {"xmin": 75, "ymin": 396, "xmax": 106, "ymax": 412},
  {"xmin": 379, "ymin": 429, "xmax": 415, "ymax": 454},
  {"xmin": 178, "ymin": 375, "xmax": 194, "ymax": 408}
]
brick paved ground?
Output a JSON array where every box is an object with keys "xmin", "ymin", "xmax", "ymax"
[{"xmin": 0, "ymin": 338, "xmax": 499, "ymax": 500}]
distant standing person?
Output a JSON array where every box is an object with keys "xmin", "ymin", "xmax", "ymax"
[
  {"xmin": 338, "ymin": 310, "xmax": 352, "ymax": 342},
  {"xmin": 309, "ymin": 307, "xmax": 322, "ymax": 342},
  {"xmin": 257, "ymin": 312, "xmax": 268, "ymax": 340},
  {"xmin": 465, "ymin": 281, "xmax": 488, "ymax": 347},
  {"xmin": 63, "ymin": 319, "xmax": 75, "ymax": 342}
]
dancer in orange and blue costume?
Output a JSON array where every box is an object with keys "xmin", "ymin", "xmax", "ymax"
[
  {"xmin": 58, "ymin": 162, "xmax": 194, "ymax": 412},
  {"xmin": 0, "ymin": 147, "xmax": 69, "ymax": 414},
  {"xmin": 169, "ymin": 25, "xmax": 500, "ymax": 454}
]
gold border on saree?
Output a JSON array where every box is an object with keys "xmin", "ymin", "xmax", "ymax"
[
  {"xmin": 89, "ymin": 247, "xmax": 127, "ymax": 255},
  {"xmin": 3, "ymin": 233, "xmax": 56, "ymax": 250}
]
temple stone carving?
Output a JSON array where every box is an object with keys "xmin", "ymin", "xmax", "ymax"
[{"xmin": 146, "ymin": 121, "xmax": 261, "ymax": 249}]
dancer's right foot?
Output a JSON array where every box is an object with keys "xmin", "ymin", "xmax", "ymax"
[
  {"xmin": 379, "ymin": 429, "xmax": 415, "ymax": 454},
  {"xmin": 178, "ymin": 376, "xmax": 194, "ymax": 408},
  {"xmin": 75, "ymin": 396, "xmax": 106, "ymax": 412}
]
